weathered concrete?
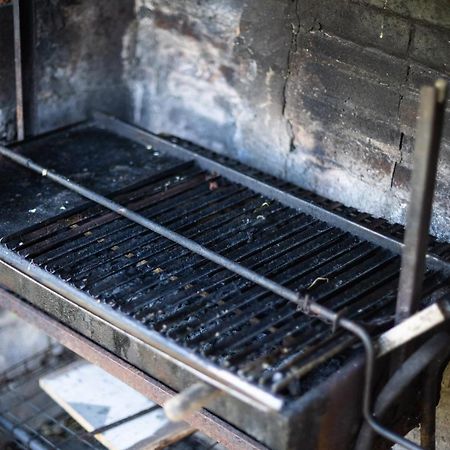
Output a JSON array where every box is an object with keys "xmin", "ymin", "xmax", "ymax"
[{"xmin": 122, "ymin": 0, "xmax": 295, "ymax": 179}]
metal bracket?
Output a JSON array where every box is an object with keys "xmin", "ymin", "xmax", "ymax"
[
  {"xmin": 12, "ymin": 0, "xmax": 24, "ymax": 140},
  {"xmin": 378, "ymin": 300, "xmax": 450, "ymax": 357}
]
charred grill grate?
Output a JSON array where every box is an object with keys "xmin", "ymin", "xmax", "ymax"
[{"xmin": 2, "ymin": 159, "xmax": 449, "ymax": 400}]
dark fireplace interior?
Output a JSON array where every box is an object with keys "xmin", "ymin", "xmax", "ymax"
[
  {"xmin": 0, "ymin": 2, "xmax": 449, "ymax": 450},
  {"xmin": 1, "ymin": 0, "xmax": 449, "ymax": 238}
]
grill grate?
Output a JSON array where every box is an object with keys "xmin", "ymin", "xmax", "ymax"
[{"xmin": 3, "ymin": 162, "xmax": 449, "ymax": 399}]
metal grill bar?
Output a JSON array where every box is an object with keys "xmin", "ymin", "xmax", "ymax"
[
  {"xmin": 51, "ymin": 183, "xmax": 252, "ymax": 275},
  {"xmin": 1, "ymin": 142, "xmax": 448, "ymax": 396},
  {"xmin": 66, "ymin": 188, "xmax": 254, "ymax": 285},
  {"xmin": 152, "ymin": 230, "xmax": 350, "ymax": 336},
  {"xmin": 79, "ymin": 197, "xmax": 286, "ymax": 294},
  {"xmin": 0, "ymin": 145, "xmax": 304, "ymax": 307},
  {"xmin": 19, "ymin": 172, "xmax": 208, "ymax": 259},
  {"xmin": 5, "ymin": 161, "xmax": 199, "ymax": 249},
  {"xmin": 109, "ymin": 212, "xmax": 316, "ymax": 311}
]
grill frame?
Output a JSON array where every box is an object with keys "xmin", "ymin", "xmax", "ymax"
[
  {"xmin": 1, "ymin": 114, "xmax": 449, "ymax": 450},
  {"xmin": 0, "ymin": 268, "xmax": 365, "ymax": 450},
  {"xmin": 0, "ymin": 288, "xmax": 267, "ymax": 450}
]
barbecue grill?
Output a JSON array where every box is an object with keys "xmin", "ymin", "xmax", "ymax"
[
  {"xmin": 1, "ymin": 1, "xmax": 450, "ymax": 449},
  {"xmin": 0, "ymin": 109, "xmax": 449, "ymax": 449}
]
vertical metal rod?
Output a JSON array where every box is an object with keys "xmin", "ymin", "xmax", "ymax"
[
  {"xmin": 420, "ymin": 362, "xmax": 439, "ymax": 450},
  {"xmin": 419, "ymin": 338, "xmax": 450, "ymax": 450},
  {"xmin": 395, "ymin": 80, "xmax": 447, "ymax": 324},
  {"xmin": 12, "ymin": 0, "xmax": 24, "ymax": 140}
]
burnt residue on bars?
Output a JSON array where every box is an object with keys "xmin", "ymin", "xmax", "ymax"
[{"xmin": 3, "ymin": 132, "xmax": 449, "ymax": 400}]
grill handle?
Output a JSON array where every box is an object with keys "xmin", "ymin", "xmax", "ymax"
[{"xmin": 164, "ymin": 383, "xmax": 222, "ymax": 422}]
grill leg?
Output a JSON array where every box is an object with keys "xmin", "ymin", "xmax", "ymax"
[
  {"xmin": 420, "ymin": 360, "xmax": 442, "ymax": 450},
  {"xmin": 395, "ymin": 79, "xmax": 447, "ymax": 324}
]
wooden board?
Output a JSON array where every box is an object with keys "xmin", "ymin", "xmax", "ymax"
[{"xmin": 39, "ymin": 361, "xmax": 193, "ymax": 450}]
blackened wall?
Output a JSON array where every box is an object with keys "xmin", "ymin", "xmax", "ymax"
[
  {"xmin": 284, "ymin": 0, "xmax": 450, "ymax": 240},
  {"xmin": 123, "ymin": 0, "xmax": 450, "ymax": 240},
  {"xmin": 0, "ymin": 0, "xmax": 134, "ymax": 138},
  {"xmin": 122, "ymin": 0, "xmax": 294, "ymax": 178},
  {"xmin": 0, "ymin": 0, "xmax": 449, "ymax": 240},
  {"xmin": 32, "ymin": 0, "xmax": 134, "ymax": 132}
]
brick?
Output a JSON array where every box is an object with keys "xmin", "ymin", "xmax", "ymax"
[
  {"xmin": 410, "ymin": 24, "xmax": 450, "ymax": 73},
  {"xmin": 407, "ymin": 63, "xmax": 448, "ymax": 89},
  {"xmin": 298, "ymin": 0, "xmax": 411, "ymax": 57},
  {"xmin": 237, "ymin": 0, "xmax": 293, "ymax": 70},
  {"xmin": 353, "ymin": 0, "xmax": 450, "ymax": 30},
  {"xmin": 289, "ymin": 91, "xmax": 400, "ymax": 151},
  {"xmin": 392, "ymin": 164, "xmax": 411, "ymax": 190},
  {"xmin": 293, "ymin": 54, "xmax": 401, "ymax": 121},
  {"xmin": 286, "ymin": 34, "xmax": 404, "ymax": 151},
  {"xmin": 399, "ymin": 66, "xmax": 450, "ymax": 145},
  {"xmin": 301, "ymin": 32, "xmax": 406, "ymax": 84}
]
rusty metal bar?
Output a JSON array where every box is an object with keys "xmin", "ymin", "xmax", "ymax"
[
  {"xmin": 378, "ymin": 301, "xmax": 450, "ymax": 357},
  {"xmin": 396, "ymin": 80, "xmax": 448, "ymax": 324},
  {"xmin": 0, "ymin": 287, "xmax": 267, "ymax": 450},
  {"xmin": 355, "ymin": 332, "xmax": 450, "ymax": 450},
  {"xmin": 421, "ymin": 363, "xmax": 439, "ymax": 450},
  {"xmin": 12, "ymin": 0, "xmax": 24, "ymax": 140}
]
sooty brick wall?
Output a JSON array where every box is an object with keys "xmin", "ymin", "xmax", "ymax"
[
  {"xmin": 0, "ymin": 0, "xmax": 448, "ymax": 239},
  {"xmin": 123, "ymin": 0, "xmax": 450, "ymax": 240}
]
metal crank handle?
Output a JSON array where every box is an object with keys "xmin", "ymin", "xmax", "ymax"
[{"xmin": 164, "ymin": 382, "xmax": 223, "ymax": 422}]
